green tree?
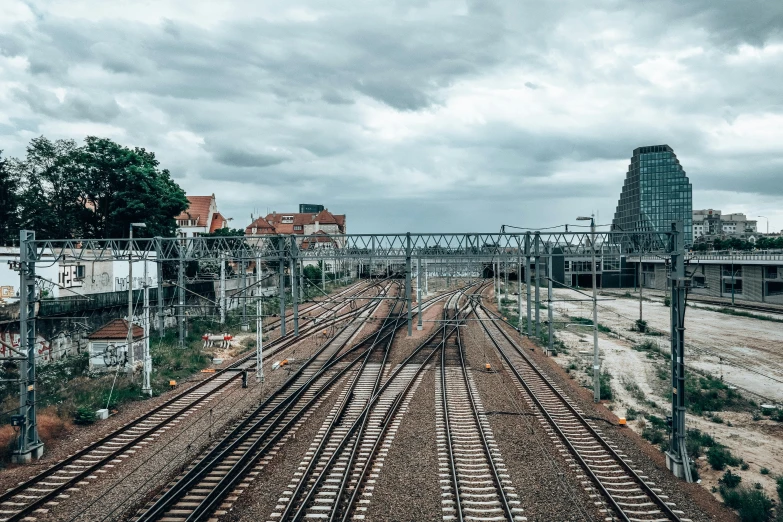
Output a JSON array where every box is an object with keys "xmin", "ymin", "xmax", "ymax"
[
  {"xmin": 0, "ymin": 150, "xmax": 20, "ymax": 244},
  {"xmin": 13, "ymin": 137, "xmax": 92, "ymax": 239},
  {"xmin": 78, "ymin": 137, "xmax": 188, "ymax": 238},
  {"xmin": 202, "ymin": 227, "xmax": 246, "ymax": 237}
]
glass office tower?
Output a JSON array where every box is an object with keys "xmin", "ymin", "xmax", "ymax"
[{"xmin": 612, "ymin": 145, "xmax": 692, "ymax": 245}]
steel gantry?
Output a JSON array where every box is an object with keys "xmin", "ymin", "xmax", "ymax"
[{"xmin": 12, "ymin": 227, "xmax": 691, "ymax": 481}]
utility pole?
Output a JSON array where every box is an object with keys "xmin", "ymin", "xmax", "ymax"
[
  {"xmin": 241, "ymin": 258, "xmax": 249, "ymax": 332},
  {"xmin": 13, "ymin": 230, "xmax": 43, "ymax": 463},
  {"xmin": 577, "ymin": 215, "xmax": 599, "ymax": 402},
  {"xmin": 534, "ymin": 232, "xmax": 541, "ymax": 339},
  {"xmin": 278, "ymin": 246, "xmax": 286, "ymax": 337},
  {"xmin": 256, "ymin": 253, "xmax": 265, "ymax": 382},
  {"xmin": 547, "ymin": 247, "xmax": 553, "ymax": 355},
  {"xmin": 178, "ymin": 252, "xmax": 185, "ymax": 348},
  {"xmin": 219, "ymin": 251, "xmax": 226, "ymax": 325},
  {"xmin": 155, "ymin": 237, "xmax": 164, "ymax": 337},
  {"xmin": 517, "ymin": 238, "xmax": 523, "ymax": 332},
  {"xmin": 667, "ymin": 221, "xmax": 691, "ymax": 482},
  {"xmin": 525, "ymin": 232, "xmax": 532, "ymax": 337},
  {"xmin": 128, "ymin": 223, "xmax": 146, "ymax": 374},
  {"xmin": 406, "ymin": 232, "xmax": 412, "ymax": 336},
  {"xmin": 731, "ymin": 258, "xmax": 735, "ymax": 306},
  {"xmin": 639, "ymin": 259, "xmax": 643, "ymax": 323},
  {"xmin": 290, "ymin": 236, "xmax": 299, "ymax": 336},
  {"xmin": 417, "ymin": 257, "xmax": 423, "ymax": 330},
  {"xmin": 142, "ymin": 260, "xmax": 152, "ymax": 396}
]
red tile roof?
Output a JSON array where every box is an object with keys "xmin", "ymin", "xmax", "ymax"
[
  {"xmin": 244, "ymin": 210, "xmax": 346, "ymax": 235},
  {"xmin": 245, "ymin": 216, "xmax": 277, "ymax": 235},
  {"xmin": 314, "ymin": 209, "xmax": 338, "ymax": 225},
  {"xmin": 176, "ymin": 195, "xmax": 214, "ymax": 226},
  {"xmin": 210, "ymin": 212, "xmax": 228, "ymax": 233},
  {"xmin": 88, "ymin": 319, "xmax": 144, "ymax": 340}
]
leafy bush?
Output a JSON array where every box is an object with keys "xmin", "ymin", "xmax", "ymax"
[
  {"xmin": 625, "ymin": 407, "xmax": 638, "ymax": 421},
  {"xmin": 720, "ymin": 485, "xmax": 774, "ymax": 522},
  {"xmin": 632, "ymin": 340, "xmax": 658, "ymax": 352},
  {"xmin": 664, "ymin": 295, "xmax": 671, "ymax": 307},
  {"xmin": 760, "ymin": 467, "xmax": 770, "ymax": 475},
  {"xmin": 720, "ymin": 470, "xmax": 742, "ymax": 488},
  {"xmin": 708, "ymin": 445, "xmax": 742, "ymax": 470},
  {"xmin": 74, "ymin": 406, "xmax": 97, "ymax": 425},
  {"xmin": 776, "ymin": 475, "xmax": 783, "ymax": 503}
]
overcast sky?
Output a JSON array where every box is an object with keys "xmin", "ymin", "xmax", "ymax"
[{"xmin": 1, "ymin": 0, "xmax": 782, "ymax": 234}]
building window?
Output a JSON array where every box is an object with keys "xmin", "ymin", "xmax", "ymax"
[
  {"xmin": 723, "ymin": 279, "xmax": 742, "ymax": 294},
  {"xmin": 766, "ymin": 281, "xmax": 783, "ymax": 296},
  {"xmin": 722, "ymin": 265, "xmax": 742, "ymax": 277},
  {"xmin": 765, "ymin": 266, "xmax": 779, "ymax": 279},
  {"xmin": 294, "ymin": 225, "xmax": 302, "ymax": 231}
]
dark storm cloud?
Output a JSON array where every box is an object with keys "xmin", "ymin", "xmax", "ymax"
[
  {"xmin": 213, "ymin": 149, "xmax": 288, "ymax": 168},
  {"xmin": 0, "ymin": 0, "xmax": 781, "ymax": 232},
  {"xmin": 12, "ymin": 86, "xmax": 121, "ymax": 123}
]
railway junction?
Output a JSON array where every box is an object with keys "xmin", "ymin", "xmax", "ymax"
[{"xmin": 0, "ymin": 228, "xmax": 759, "ymax": 521}]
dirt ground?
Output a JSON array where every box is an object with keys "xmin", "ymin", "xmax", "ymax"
[{"xmin": 497, "ymin": 281, "xmax": 783, "ymax": 508}]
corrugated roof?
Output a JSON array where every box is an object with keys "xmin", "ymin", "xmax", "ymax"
[{"xmin": 88, "ymin": 319, "xmax": 144, "ymax": 340}]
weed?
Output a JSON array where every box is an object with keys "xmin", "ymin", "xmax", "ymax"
[
  {"xmin": 626, "ymin": 407, "xmax": 638, "ymax": 421},
  {"xmin": 685, "ymin": 372, "xmax": 755, "ymax": 415},
  {"xmin": 686, "ymin": 428, "xmax": 716, "ymax": 459},
  {"xmin": 720, "ymin": 470, "xmax": 742, "ymax": 488},
  {"xmin": 642, "ymin": 426, "xmax": 665, "ymax": 445},
  {"xmin": 635, "ymin": 319, "xmax": 648, "ymax": 333},
  {"xmin": 712, "ymin": 414, "xmax": 725, "ymax": 424},
  {"xmin": 74, "ymin": 407, "xmax": 97, "ymax": 426},
  {"xmin": 714, "ymin": 307, "xmax": 783, "ymax": 324},
  {"xmin": 569, "ymin": 316, "xmax": 613, "ymax": 334},
  {"xmin": 742, "ymin": 463, "xmax": 750, "ymax": 471},
  {"xmin": 632, "ymin": 340, "xmax": 658, "ymax": 353},
  {"xmin": 760, "ymin": 468, "xmax": 770, "ymax": 475},
  {"xmin": 720, "ymin": 485, "xmax": 774, "ymax": 522},
  {"xmin": 708, "ymin": 445, "xmax": 742, "ymax": 470},
  {"xmin": 776, "ymin": 476, "xmax": 783, "ymax": 503},
  {"xmin": 664, "ymin": 295, "xmax": 671, "ymax": 307},
  {"xmin": 600, "ymin": 369, "xmax": 613, "ymax": 401}
]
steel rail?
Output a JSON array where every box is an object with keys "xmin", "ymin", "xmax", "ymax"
[
  {"xmin": 134, "ymin": 283, "xmax": 397, "ymax": 522},
  {"xmin": 0, "ymin": 281, "xmax": 386, "ymax": 522},
  {"xmin": 471, "ymin": 299, "xmax": 682, "ymax": 522},
  {"xmin": 279, "ymin": 297, "xmax": 405, "ymax": 522},
  {"xmin": 186, "ymin": 288, "xmax": 466, "ymax": 522},
  {"xmin": 285, "ymin": 304, "xmax": 466, "ymax": 522},
  {"xmin": 453, "ymin": 319, "xmax": 516, "ymax": 522},
  {"xmin": 311, "ymin": 287, "xmax": 474, "ymax": 522}
]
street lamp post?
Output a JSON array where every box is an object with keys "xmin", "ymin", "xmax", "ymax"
[
  {"xmin": 757, "ymin": 216, "xmax": 768, "ymax": 235},
  {"xmin": 128, "ymin": 223, "xmax": 146, "ymax": 378},
  {"xmin": 577, "ymin": 215, "xmax": 600, "ymax": 403}
]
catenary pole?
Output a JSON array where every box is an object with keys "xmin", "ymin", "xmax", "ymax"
[{"xmin": 525, "ymin": 232, "xmax": 532, "ymax": 337}]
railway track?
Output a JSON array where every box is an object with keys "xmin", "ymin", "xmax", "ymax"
[
  {"xmin": 132, "ymin": 286, "xmax": 407, "ymax": 522},
  {"xmin": 472, "ymin": 300, "xmax": 690, "ymax": 522},
  {"xmin": 0, "ymin": 280, "xmax": 384, "ymax": 522},
  {"xmin": 437, "ymin": 304, "xmax": 525, "ymax": 522},
  {"xmin": 133, "ymin": 285, "xmax": 471, "ymax": 522},
  {"xmin": 270, "ymin": 288, "xmax": 470, "ymax": 522}
]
